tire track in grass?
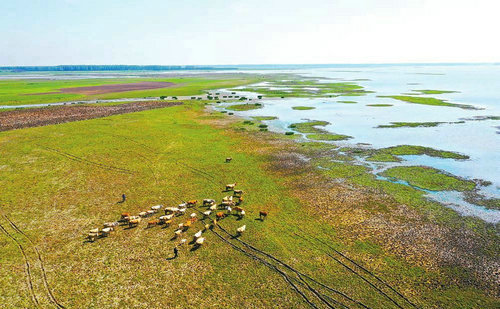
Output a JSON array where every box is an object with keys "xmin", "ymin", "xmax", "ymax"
[
  {"xmin": 39, "ymin": 145, "xmax": 136, "ymax": 175},
  {"xmin": 215, "ymin": 222, "xmax": 366, "ymax": 309},
  {"xmin": 2, "ymin": 214, "xmax": 65, "ymax": 308},
  {"xmin": 294, "ymin": 233, "xmax": 418, "ymax": 309},
  {"xmin": 0, "ymin": 221, "xmax": 40, "ymax": 308}
]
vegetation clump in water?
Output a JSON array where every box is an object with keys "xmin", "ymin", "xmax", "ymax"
[
  {"xmin": 292, "ymin": 106, "xmax": 315, "ymax": 110},
  {"xmin": 381, "ymin": 166, "xmax": 476, "ymax": 191},
  {"xmin": 378, "ymin": 95, "xmax": 478, "ymax": 110},
  {"xmin": 226, "ymin": 103, "xmax": 262, "ymax": 111}
]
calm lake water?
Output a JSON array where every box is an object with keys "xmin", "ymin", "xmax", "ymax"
[
  {"xmin": 225, "ymin": 64, "xmax": 500, "ymax": 223},
  {"xmin": 2, "ymin": 64, "xmax": 499, "ymax": 223}
]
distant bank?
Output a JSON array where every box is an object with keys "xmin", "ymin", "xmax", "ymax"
[{"xmin": 0, "ymin": 63, "xmax": 497, "ymax": 72}]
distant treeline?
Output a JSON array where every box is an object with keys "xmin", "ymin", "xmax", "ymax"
[{"xmin": 0, "ymin": 65, "xmax": 238, "ymax": 72}]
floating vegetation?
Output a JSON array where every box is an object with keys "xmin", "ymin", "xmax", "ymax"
[
  {"xmin": 292, "ymin": 106, "xmax": 315, "ymax": 110},
  {"xmin": 235, "ymin": 79, "xmax": 372, "ymax": 98},
  {"xmin": 376, "ymin": 121, "xmax": 465, "ymax": 128},
  {"xmin": 366, "ymin": 104, "xmax": 393, "ymax": 107},
  {"xmin": 411, "ymin": 89, "xmax": 458, "ymax": 94},
  {"xmin": 381, "ymin": 166, "xmax": 476, "ymax": 192},
  {"xmin": 337, "ymin": 100, "xmax": 357, "ymax": 104},
  {"xmin": 378, "ymin": 95, "xmax": 479, "ymax": 110},
  {"xmin": 460, "ymin": 115, "xmax": 500, "ymax": 121}
]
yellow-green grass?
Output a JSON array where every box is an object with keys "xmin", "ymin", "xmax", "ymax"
[
  {"xmin": 306, "ymin": 133, "xmax": 352, "ymax": 141},
  {"xmin": 291, "ymin": 106, "xmax": 315, "ymax": 110},
  {"xmin": 0, "ymin": 101, "xmax": 497, "ymax": 308},
  {"xmin": 381, "ymin": 166, "xmax": 476, "ymax": 191}
]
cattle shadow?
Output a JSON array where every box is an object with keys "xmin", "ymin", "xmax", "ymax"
[
  {"xmin": 190, "ymin": 244, "xmax": 201, "ymax": 252},
  {"xmin": 255, "ymin": 218, "xmax": 264, "ymax": 221}
]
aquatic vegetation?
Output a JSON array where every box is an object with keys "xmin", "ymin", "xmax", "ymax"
[
  {"xmin": 376, "ymin": 121, "xmax": 464, "ymax": 128},
  {"xmin": 460, "ymin": 115, "xmax": 500, "ymax": 121},
  {"xmin": 366, "ymin": 153, "xmax": 401, "ymax": 162},
  {"xmin": 381, "ymin": 166, "xmax": 476, "ymax": 191},
  {"xmin": 463, "ymin": 191, "xmax": 500, "ymax": 210},
  {"xmin": 307, "ymin": 133, "xmax": 352, "ymax": 141},
  {"xmin": 251, "ymin": 116, "xmax": 278, "ymax": 121},
  {"xmin": 226, "ymin": 103, "xmax": 263, "ymax": 111},
  {"xmin": 378, "ymin": 95, "xmax": 478, "ymax": 110},
  {"xmin": 411, "ymin": 89, "xmax": 458, "ymax": 94},
  {"xmin": 379, "ymin": 145, "xmax": 469, "ymax": 160},
  {"xmin": 366, "ymin": 104, "xmax": 393, "ymax": 107},
  {"xmin": 289, "ymin": 120, "xmax": 330, "ymax": 133},
  {"xmin": 337, "ymin": 100, "xmax": 357, "ymax": 104},
  {"xmin": 291, "ymin": 106, "xmax": 315, "ymax": 110},
  {"xmin": 235, "ymin": 79, "xmax": 372, "ymax": 98}
]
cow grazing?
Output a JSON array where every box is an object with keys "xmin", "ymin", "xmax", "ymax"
[
  {"xmin": 225, "ymin": 157, "xmax": 232, "ymax": 163},
  {"xmin": 259, "ymin": 211, "xmax": 268, "ymax": 220},
  {"xmin": 178, "ymin": 203, "xmax": 187, "ymax": 209},
  {"xmin": 187, "ymin": 200, "xmax": 197, "ymax": 207},
  {"xmin": 203, "ymin": 210, "xmax": 211, "ymax": 217},
  {"xmin": 236, "ymin": 225, "xmax": 246, "ymax": 236},
  {"xmin": 239, "ymin": 210, "xmax": 246, "ymax": 219},
  {"xmin": 236, "ymin": 196, "xmax": 244, "ymax": 206},
  {"xmin": 129, "ymin": 218, "xmax": 141, "ymax": 228},
  {"xmin": 225, "ymin": 183, "xmax": 237, "ymax": 191},
  {"xmin": 146, "ymin": 210, "xmax": 155, "ymax": 216},
  {"xmin": 101, "ymin": 227, "xmax": 113, "ymax": 236},
  {"xmin": 194, "ymin": 230, "xmax": 203, "ymax": 239},
  {"xmin": 195, "ymin": 237, "xmax": 205, "ymax": 246},
  {"xmin": 233, "ymin": 190, "xmax": 243, "ymax": 197},
  {"xmin": 216, "ymin": 212, "xmax": 225, "ymax": 219},
  {"xmin": 147, "ymin": 219, "xmax": 160, "ymax": 228},
  {"xmin": 87, "ymin": 232, "xmax": 99, "ymax": 242},
  {"xmin": 139, "ymin": 211, "xmax": 148, "ymax": 217},
  {"xmin": 151, "ymin": 205, "xmax": 162, "ymax": 212},
  {"xmin": 209, "ymin": 204, "xmax": 217, "ymax": 211},
  {"xmin": 203, "ymin": 199, "xmax": 215, "ymax": 206},
  {"xmin": 234, "ymin": 206, "xmax": 244, "ymax": 213},
  {"xmin": 165, "ymin": 207, "xmax": 178, "ymax": 215},
  {"xmin": 120, "ymin": 213, "xmax": 131, "ymax": 220},
  {"xmin": 104, "ymin": 222, "xmax": 119, "ymax": 228}
]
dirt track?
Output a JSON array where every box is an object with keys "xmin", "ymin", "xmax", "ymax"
[{"xmin": 0, "ymin": 101, "xmax": 182, "ymax": 131}]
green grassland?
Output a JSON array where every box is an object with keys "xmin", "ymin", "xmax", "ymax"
[
  {"xmin": 0, "ymin": 78, "xmax": 498, "ymax": 308},
  {"xmin": 0, "ymin": 76, "xmax": 260, "ymax": 106},
  {"xmin": 381, "ymin": 166, "xmax": 476, "ymax": 191},
  {"xmin": 291, "ymin": 106, "xmax": 315, "ymax": 110}
]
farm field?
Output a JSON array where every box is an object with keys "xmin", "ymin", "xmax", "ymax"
[{"xmin": 0, "ymin": 75, "xmax": 499, "ymax": 308}]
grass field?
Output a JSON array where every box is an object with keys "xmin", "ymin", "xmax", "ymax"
[
  {"xmin": 0, "ymin": 75, "xmax": 261, "ymax": 106},
  {"xmin": 0, "ymin": 78, "xmax": 498, "ymax": 308}
]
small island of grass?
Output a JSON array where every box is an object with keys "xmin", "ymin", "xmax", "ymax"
[
  {"xmin": 381, "ymin": 166, "xmax": 476, "ymax": 191},
  {"xmin": 367, "ymin": 104, "xmax": 393, "ymax": 107},
  {"xmin": 378, "ymin": 95, "xmax": 478, "ymax": 110},
  {"xmin": 252, "ymin": 116, "xmax": 278, "ymax": 121},
  {"xmin": 226, "ymin": 103, "xmax": 263, "ymax": 111},
  {"xmin": 307, "ymin": 133, "xmax": 352, "ymax": 141},
  {"xmin": 292, "ymin": 106, "xmax": 315, "ymax": 110},
  {"xmin": 412, "ymin": 89, "xmax": 458, "ymax": 95},
  {"xmin": 337, "ymin": 100, "xmax": 357, "ymax": 104}
]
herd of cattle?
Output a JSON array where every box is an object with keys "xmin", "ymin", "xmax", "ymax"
[{"xmin": 86, "ymin": 182, "xmax": 269, "ymax": 251}]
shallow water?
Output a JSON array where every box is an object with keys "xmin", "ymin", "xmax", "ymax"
[{"xmin": 223, "ymin": 64, "xmax": 500, "ymax": 223}]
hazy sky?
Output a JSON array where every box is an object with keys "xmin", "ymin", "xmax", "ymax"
[{"xmin": 1, "ymin": 0, "xmax": 499, "ymax": 65}]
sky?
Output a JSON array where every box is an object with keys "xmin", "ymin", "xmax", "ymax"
[{"xmin": 1, "ymin": 0, "xmax": 499, "ymax": 66}]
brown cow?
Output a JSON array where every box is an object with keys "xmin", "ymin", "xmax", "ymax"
[
  {"xmin": 147, "ymin": 219, "xmax": 160, "ymax": 228},
  {"xmin": 216, "ymin": 212, "xmax": 225, "ymax": 219},
  {"xmin": 259, "ymin": 211, "xmax": 268, "ymax": 220},
  {"xmin": 187, "ymin": 200, "xmax": 197, "ymax": 207},
  {"xmin": 120, "ymin": 212, "xmax": 131, "ymax": 220},
  {"xmin": 129, "ymin": 218, "xmax": 141, "ymax": 228}
]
